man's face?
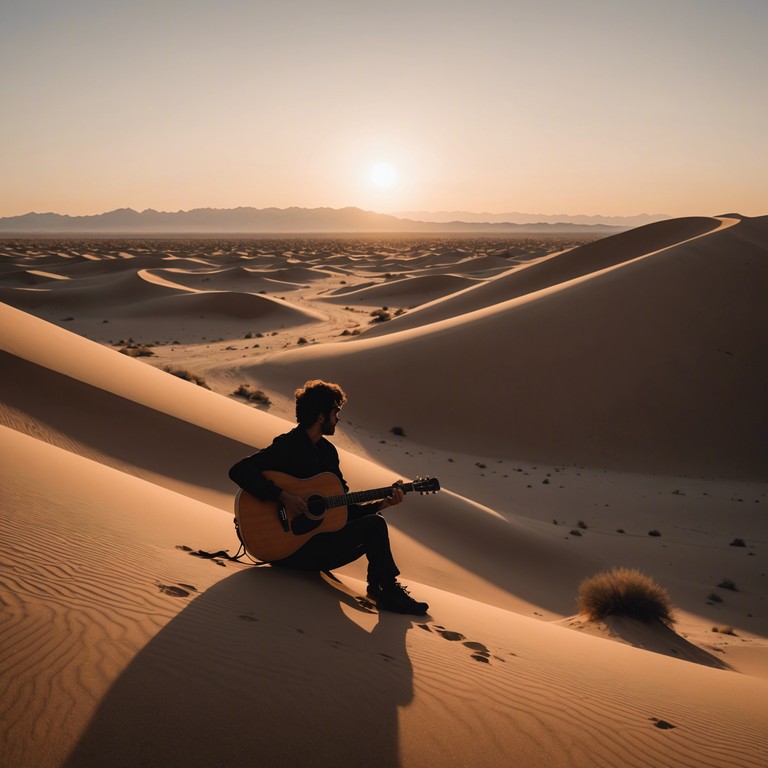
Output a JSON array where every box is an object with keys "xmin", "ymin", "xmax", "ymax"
[{"xmin": 321, "ymin": 406, "xmax": 342, "ymax": 435}]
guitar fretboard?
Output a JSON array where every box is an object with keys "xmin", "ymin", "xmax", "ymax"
[{"xmin": 323, "ymin": 484, "xmax": 415, "ymax": 510}]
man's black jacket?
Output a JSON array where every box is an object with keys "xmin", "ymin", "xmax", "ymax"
[{"xmin": 228, "ymin": 426, "xmax": 378, "ymax": 518}]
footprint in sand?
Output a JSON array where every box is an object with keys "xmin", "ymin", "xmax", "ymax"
[
  {"xmin": 463, "ymin": 641, "xmax": 492, "ymax": 663},
  {"xmin": 157, "ymin": 583, "xmax": 192, "ymax": 598},
  {"xmin": 433, "ymin": 626, "xmax": 466, "ymax": 642},
  {"xmin": 422, "ymin": 624, "xmax": 498, "ymax": 664}
]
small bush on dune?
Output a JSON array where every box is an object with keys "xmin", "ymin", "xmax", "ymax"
[
  {"xmin": 233, "ymin": 384, "xmax": 271, "ymax": 406},
  {"xmin": 370, "ymin": 308, "xmax": 391, "ymax": 323},
  {"xmin": 162, "ymin": 366, "xmax": 210, "ymax": 389},
  {"xmin": 120, "ymin": 343, "xmax": 155, "ymax": 357},
  {"xmin": 577, "ymin": 567, "xmax": 675, "ymax": 625}
]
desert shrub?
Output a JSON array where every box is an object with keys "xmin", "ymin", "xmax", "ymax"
[
  {"xmin": 717, "ymin": 578, "xmax": 738, "ymax": 591},
  {"xmin": 162, "ymin": 366, "xmax": 210, "ymax": 389},
  {"xmin": 390, "ymin": 426, "xmax": 406, "ymax": 437},
  {"xmin": 233, "ymin": 384, "xmax": 271, "ymax": 406},
  {"xmin": 370, "ymin": 308, "xmax": 391, "ymax": 323},
  {"xmin": 297, "ymin": 337, "xmax": 308, "ymax": 344},
  {"xmin": 707, "ymin": 592, "xmax": 723, "ymax": 603},
  {"xmin": 648, "ymin": 529, "xmax": 661, "ymax": 537},
  {"xmin": 119, "ymin": 344, "xmax": 155, "ymax": 357},
  {"xmin": 577, "ymin": 567, "xmax": 675, "ymax": 625},
  {"xmin": 729, "ymin": 538, "xmax": 746, "ymax": 547},
  {"xmin": 577, "ymin": 520, "xmax": 588, "ymax": 529}
]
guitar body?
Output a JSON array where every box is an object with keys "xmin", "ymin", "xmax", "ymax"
[{"xmin": 235, "ymin": 471, "xmax": 349, "ymax": 562}]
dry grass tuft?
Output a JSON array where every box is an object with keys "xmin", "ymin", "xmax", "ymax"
[
  {"xmin": 162, "ymin": 366, "xmax": 210, "ymax": 389},
  {"xmin": 577, "ymin": 567, "xmax": 675, "ymax": 625},
  {"xmin": 232, "ymin": 384, "xmax": 272, "ymax": 406},
  {"xmin": 119, "ymin": 343, "xmax": 155, "ymax": 357}
]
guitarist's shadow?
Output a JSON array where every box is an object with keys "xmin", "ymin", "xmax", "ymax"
[{"xmin": 63, "ymin": 567, "xmax": 414, "ymax": 768}]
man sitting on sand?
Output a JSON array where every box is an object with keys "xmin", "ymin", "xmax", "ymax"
[{"xmin": 228, "ymin": 379, "xmax": 429, "ymax": 615}]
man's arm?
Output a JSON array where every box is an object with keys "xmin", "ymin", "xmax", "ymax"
[
  {"xmin": 348, "ymin": 482, "xmax": 405, "ymax": 519},
  {"xmin": 228, "ymin": 451, "xmax": 283, "ymax": 501},
  {"xmin": 229, "ymin": 437, "xmax": 309, "ymax": 515}
]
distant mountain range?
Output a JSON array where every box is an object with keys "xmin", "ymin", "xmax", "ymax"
[
  {"xmin": 395, "ymin": 210, "xmax": 671, "ymax": 227},
  {"xmin": 0, "ymin": 206, "xmax": 631, "ymax": 235}
]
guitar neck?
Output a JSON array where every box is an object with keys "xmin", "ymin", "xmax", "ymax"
[{"xmin": 325, "ymin": 483, "xmax": 416, "ymax": 510}]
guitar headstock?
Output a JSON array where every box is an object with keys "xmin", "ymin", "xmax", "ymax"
[{"xmin": 412, "ymin": 476, "xmax": 440, "ymax": 494}]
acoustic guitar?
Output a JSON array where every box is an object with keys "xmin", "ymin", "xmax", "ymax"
[{"xmin": 234, "ymin": 470, "xmax": 440, "ymax": 562}]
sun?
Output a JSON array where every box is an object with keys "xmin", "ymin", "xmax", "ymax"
[{"xmin": 369, "ymin": 162, "xmax": 398, "ymax": 188}]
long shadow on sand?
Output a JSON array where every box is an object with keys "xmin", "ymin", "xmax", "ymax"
[
  {"xmin": 602, "ymin": 616, "xmax": 733, "ymax": 670},
  {"xmin": 567, "ymin": 615, "xmax": 733, "ymax": 671},
  {"xmin": 63, "ymin": 567, "xmax": 413, "ymax": 768}
]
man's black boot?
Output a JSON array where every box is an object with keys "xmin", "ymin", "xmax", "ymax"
[{"xmin": 376, "ymin": 581, "xmax": 429, "ymax": 615}]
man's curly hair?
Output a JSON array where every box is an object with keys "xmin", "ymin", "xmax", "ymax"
[{"xmin": 295, "ymin": 380, "xmax": 347, "ymax": 428}]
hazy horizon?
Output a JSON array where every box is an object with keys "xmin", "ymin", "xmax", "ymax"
[{"xmin": 2, "ymin": 0, "xmax": 766, "ymax": 218}]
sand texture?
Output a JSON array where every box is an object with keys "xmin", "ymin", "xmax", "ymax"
[{"xmin": 1, "ymin": 220, "xmax": 767, "ymax": 768}]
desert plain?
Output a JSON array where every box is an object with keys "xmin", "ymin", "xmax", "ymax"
[{"xmin": 1, "ymin": 215, "xmax": 767, "ymax": 767}]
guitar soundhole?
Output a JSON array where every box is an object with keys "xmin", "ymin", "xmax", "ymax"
[
  {"xmin": 306, "ymin": 495, "xmax": 327, "ymax": 518},
  {"xmin": 290, "ymin": 496, "xmax": 327, "ymax": 535}
]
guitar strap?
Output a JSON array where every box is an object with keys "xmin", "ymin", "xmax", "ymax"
[{"xmin": 181, "ymin": 517, "xmax": 270, "ymax": 566}]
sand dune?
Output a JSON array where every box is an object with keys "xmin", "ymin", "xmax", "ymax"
[
  {"xmin": 266, "ymin": 265, "xmax": 337, "ymax": 282},
  {"xmin": 122, "ymin": 290, "xmax": 327, "ymax": 324},
  {"xmin": 8, "ymin": 252, "xmax": 216, "ymax": 279},
  {"xmin": 0, "ymin": 268, "xmax": 192, "ymax": 312},
  {"xmin": 365, "ymin": 216, "xmax": 724, "ymax": 337},
  {"xmin": 1, "ymin": 220, "xmax": 767, "ymax": 768},
  {"xmin": 250, "ymin": 217, "xmax": 768, "ymax": 479},
  {"xmin": 0, "ymin": 268, "xmax": 71, "ymax": 286},
  {"xmin": 405, "ymin": 252, "xmax": 516, "ymax": 277},
  {"xmin": 142, "ymin": 265, "xmax": 303, "ymax": 293},
  {"xmin": 0, "ymin": 303, "xmax": 594, "ymax": 612},
  {"xmin": 320, "ymin": 274, "xmax": 483, "ymax": 306},
  {"xmin": 0, "ymin": 268, "xmax": 322, "ymax": 329},
  {"xmin": 2, "ymin": 424, "xmax": 767, "ymax": 768}
]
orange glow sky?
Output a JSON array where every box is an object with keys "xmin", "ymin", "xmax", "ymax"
[{"xmin": 1, "ymin": 0, "xmax": 766, "ymax": 218}]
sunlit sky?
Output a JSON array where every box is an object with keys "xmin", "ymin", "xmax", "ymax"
[{"xmin": 1, "ymin": 0, "xmax": 766, "ymax": 218}]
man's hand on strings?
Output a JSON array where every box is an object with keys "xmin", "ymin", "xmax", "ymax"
[
  {"xmin": 380, "ymin": 480, "xmax": 405, "ymax": 510},
  {"xmin": 279, "ymin": 490, "xmax": 309, "ymax": 516}
]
